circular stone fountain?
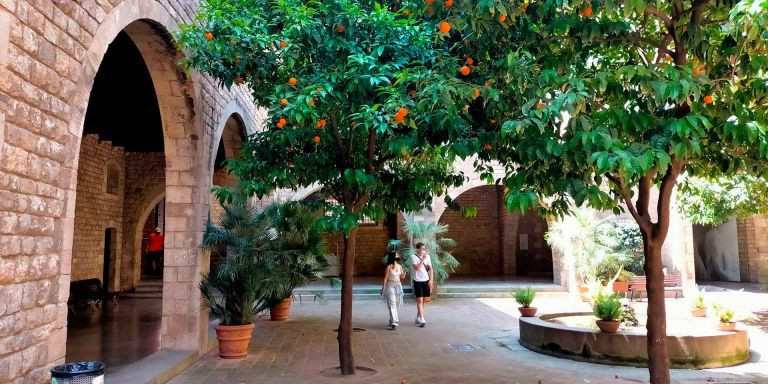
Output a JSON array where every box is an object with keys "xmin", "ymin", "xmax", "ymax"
[{"xmin": 519, "ymin": 312, "xmax": 749, "ymax": 368}]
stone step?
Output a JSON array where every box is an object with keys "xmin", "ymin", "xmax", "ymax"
[
  {"xmin": 121, "ymin": 292, "xmax": 163, "ymax": 299},
  {"xmin": 136, "ymin": 280, "xmax": 163, "ymax": 287},
  {"xmin": 135, "ymin": 285, "xmax": 162, "ymax": 292}
]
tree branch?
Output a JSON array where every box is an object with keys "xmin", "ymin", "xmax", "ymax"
[
  {"xmin": 328, "ymin": 112, "xmax": 347, "ymax": 169},
  {"xmin": 366, "ymin": 127, "xmax": 376, "ymax": 172},
  {"xmin": 605, "ymin": 173, "xmax": 653, "ymax": 233},
  {"xmin": 644, "ymin": 5, "xmax": 672, "ymax": 28},
  {"xmin": 637, "ymin": 167, "xmax": 657, "ymax": 218},
  {"xmin": 654, "ymin": 159, "xmax": 686, "ymax": 240}
]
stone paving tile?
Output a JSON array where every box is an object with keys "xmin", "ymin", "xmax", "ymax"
[{"xmin": 169, "ymin": 296, "xmax": 768, "ymax": 384}]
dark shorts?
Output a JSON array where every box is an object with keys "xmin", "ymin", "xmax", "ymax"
[
  {"xmin": 148, "ymin": 250, "xmax": 163, "ymax": 262},
  {"xmin": 413, "ymin": 281, "xmax": 431, "ymax": 298}
]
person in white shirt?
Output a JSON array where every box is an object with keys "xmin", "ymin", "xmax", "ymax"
[{"xmin": 410, "ymin": 242, "xmax": 433, "ymax": 327}]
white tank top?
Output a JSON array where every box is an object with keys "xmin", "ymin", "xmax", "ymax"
[{"xmin": 387, "ymin": 265, "xmax": 402, "ymax": 283}]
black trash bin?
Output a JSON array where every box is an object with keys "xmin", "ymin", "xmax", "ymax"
[{"xmin": 51, "ymin": 362, "xmax": 104, "ymax": 384}]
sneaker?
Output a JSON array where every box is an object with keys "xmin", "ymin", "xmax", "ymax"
[
  {"xmin": 419, "ymin": 318, "xmax": 426, "ymax": 327},
  {"xmin": 389, "ymin": 324, "xmax": 396, "ymax": 330},
  {"xmin": 415, "ymin": 316, "xmax": 421, "ymax": 324},
  {"xmin": 393, "ymin": 322, "xmax": 399, "ymax": 328}
]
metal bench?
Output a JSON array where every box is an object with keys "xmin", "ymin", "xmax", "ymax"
[
  {"xmin": 68, "ymin": 278, "xmax": 117, "ymax": 314},
  {"xmin": 628, "ymin": 271, "xmax": 683, "ymax": 301}
]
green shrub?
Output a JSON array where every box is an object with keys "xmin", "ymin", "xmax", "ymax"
[
  {"xmin": 593, "ymin": 292, "xmax": 623, "ymax": 321},
  {"xmin": 514, "ymin": 286, "xmax": 536, "ymax": 308}
]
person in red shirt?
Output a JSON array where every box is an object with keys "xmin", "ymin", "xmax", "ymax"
[{"xmin": 146, "ymin": 227, "xmax": 164, "ymax": 275}]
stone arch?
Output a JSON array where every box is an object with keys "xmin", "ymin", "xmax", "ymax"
[
  {"xmin": 210, "ymin": 113, "xmax": 247, "ymax": 187},
  {"xmin": 61, "ymin": 2, "xmax": 208, "ymax": 353},
  {"xmin": 207, "ymin": 99, "xmax": 258, "ymax": 176},
  {"xmin": 436, "ymin": 184, "xmax": 554, "ymax": 279}
]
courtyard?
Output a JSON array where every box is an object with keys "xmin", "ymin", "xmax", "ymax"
[{"xmin": 158, "ymin": 284, "xmax": 768, "ymax": 384}]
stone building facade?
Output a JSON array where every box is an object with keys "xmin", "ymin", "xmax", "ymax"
[
  {"xmin": 0, "ymin": 0, "xmax": 262, "ymax": 382},
  {"xmin": 0, "ymin": 1, "xmax": 766, "ymax": 383}
]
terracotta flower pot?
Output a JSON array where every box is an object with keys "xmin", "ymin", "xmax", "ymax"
[
  {"xmin": 579, "ymin": 286, "xmax": 589, "ymax": 302},
  {"xmin": 270, "ymin": 298, "xmax": 292, "ymax": 321},
  {"xmin": 691, "ymin": 307, "xmax": 707, "ymax": 317},
  {"xmin": 719, "ymin": 322, "xmax": 736, "ymax": 331},
  {"xmin": 612, "ymin": 281, "xmax": 629, "ymax": 293},
  {"xmin": 215, "ymin": 323, "xmax": 255, "ymax": 359},
  {"xmin": 518, "ymin": 306, "xmax": 538, "ymax": 317},
  {"xmin": 596, "ymin": 320, "xmax": 620, "ymax": 333}
]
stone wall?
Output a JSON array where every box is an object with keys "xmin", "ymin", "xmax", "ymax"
[
  {"xmin": 439, "ymin": 185, "xmax": 550, "ymax": 276},
  {"xmin": 71, "ymin": 134, "xmax": 125, "ymax": 288},
  {"xmin": 441, "ymin": 185, "xmax": 503, "ymax": 275},
  {"xmin": 737, "ymin": 215, "xmax": 768, "ymax": 283},
  {"xmin": 0, "ymin": 0, "xmax": 262, "ymax": 381},
  {"xmin": 323, "ymin": 219, "xmax": 395, "ymax": 276},
  {"xmin": 121, "ymin": 151, "xmax": 165, "ymax": 291}
]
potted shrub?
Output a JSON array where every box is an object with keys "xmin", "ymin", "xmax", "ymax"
[
  {"xmin": 611, "ymin": 268, "xmax": 633, "ymax": 294},
  {"xmin": 514, "ymin": 286, "xmax": 537, "ymax": 317},
  {"xmin": 257, "ymin": 202, "xmax": 329, "ymax": 321},
  {"xmin": 714, "ymin": 304, "xmax": 736, "ymax": 331},
  {"xmin": 593, "ymin": 292, "xmax": 623, "ymax": 333},
  {"xmin": 691, "ymin": 292, "xmax": 707, "ymax": 317}
]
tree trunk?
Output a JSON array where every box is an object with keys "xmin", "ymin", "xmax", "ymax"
[
  {"xmin": 642, "ymin": 233, "xmax": 671, "ymax": 384},
  {"xmin": 337, "ymin": 227, "xmax": 357, "ymax": 375}
]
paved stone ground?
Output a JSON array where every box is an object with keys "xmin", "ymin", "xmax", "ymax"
[{"xmin": 169, "ymin": 293, "xmax": 768, "ymax": 384}]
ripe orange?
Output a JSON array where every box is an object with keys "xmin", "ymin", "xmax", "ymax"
[
  {"xmin": 279, "ymin": 118, "xmax": 287, "ymax": 126},
  {"xmin": 287, "ymin": 161, "xmax": 294, "ymax": 167},
  {"xmin": 444, "ymin": 0, "xmax": 453, "ymax": 7},
  {"xmin": 395, "ymin": 114, "xmax": 405, "ymax": 124},
  {"xmin": 403, "ymin": 9, "xmax": 411, "ymax": 16},
  {"xmin": 235, "ymin": 76, "xmax": 244, "ymax": 84},
  {"xmin": 484, "ymin": 144, "xmax": 493, "ymax": 150},
  {"xmin": 499, "ymin": 14, "xmax": 507, "ymax": 22},
  {"xmin": 583, "ymin": 6, "xmax": 592, "ymax": 16},
  {"xmin": 336, "ymin": 25, "xmax": 345, "ymax": 33},
  {"xmin": 420, "ymin": 153, "xmax": 426, "ymax": 159},
  {"xmin": 280, "ymin": 40, "xmax": 287, "ymax": 48},
  {"xmin": 350, "ymin": 121, "xmax": 356, "ymax": 127},
  {"xmin": 313, "ymin": 136, "xmax": 321, "ymax": 143},
  {"xmin": 235, "ymin": 58, "xmax": 241, "ymax": 64},
  {"xmin": 316, "ymin": 119, "xmax": 327, "ymax": 128},
  {"xmin": 397, "ymin": 107, "xmax": 408, "ymax": 117},
  {"xmin": 289, "ymin": 77, "xmax": 297, "ymax": 86},
  {"xmin": 682, "ymin": 25, "xmax": 688, "ymax": 32},
  {"xmin": 536, "ymin": 101, "xmax": 543, "ymax": 110},
  {"xmin": 405, "ymin": 153, "xmax": 411, "ymax": 159},
  {"xmin": 277, "ymin": 122, "xmax": 284, "ymax": 129},
  {"xmin": 426, "ymin": 0, "xmax": 435, "ymax": 4},
  {"xmin": 428, "ymin": 6, "xmax": 435, "ymax": 15},
  {"xmin": 474, "ymin": 88, "xmax": 480, "ymax": 98},
  {"xmin": 460, "ymin": 66, "xmax": 470, "ymax": 76},
  {"xmin": 703, "ymin": 95, "xmax": 714, "ymax": 104},
  {"xmin": 309, "ymin": 99, "xmax": 315, "ymax": 106},
  {"xmin": 280, "ymin": 98, "xmax": 288, "ymax": 107},
  {"xmin": 466, "ymin": 57, "xmax": 474, "ymax": 65},
  {"xmin": 316, "ymin": 87, "xmax": 322, "ymax": 92},
  {"xmin": 205, "ymin": 32, "xmax": 213, "ymax": 40},
  {"xmin": 439, "ymin": 21, "xmax": 451, "ymax": 34}
]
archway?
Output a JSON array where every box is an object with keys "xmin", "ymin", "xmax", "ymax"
[
  {"xmin": 209, "ymin": 114, "xmax": 248, "ymax": 268},
  {"xmin": 693, "ymin": 219, "xmax": 741, "ymax": 282},
  {"xmin": 437, "ymin": 185, "xmax": 554, "ymax": 279},
  {"xmin": 64, "ymin": 16, "xmax": 204, "ymax": 367}
]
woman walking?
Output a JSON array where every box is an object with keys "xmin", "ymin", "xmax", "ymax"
[{"xmin": 381, "ymin": 251, "xmax": 406, "ymax": 329}]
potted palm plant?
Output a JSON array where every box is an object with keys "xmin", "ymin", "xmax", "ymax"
[
  {"xmin": 691, "ymin": 291, "xmax": 707, "ymax": 317},
  {"xmin": 514, "ymin": 286, "xmax": 537, "ymax": 317},
  {"xmin": 257, "ymin": 202, "xmax": 328, "ymax": 321},
  {"xmin": 201, "ymin": 190, "xmax": 276, "ymax": 359},
  {"xmin": 593, "ymin": 292, "xmax": 623, "ymax": 333}
]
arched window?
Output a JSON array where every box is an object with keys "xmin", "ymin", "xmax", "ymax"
[{"xmin": 105, "ymin": 163, "xmax": 121, "ymax": 195}]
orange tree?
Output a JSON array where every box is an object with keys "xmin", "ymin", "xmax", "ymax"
[
  {"xmin": 176, "ymin": 0, "xmax": 483, "ymax": 374},
  {"xmin": 447, "ymin": 0, "xmax": 767, "ymax": 382}
]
